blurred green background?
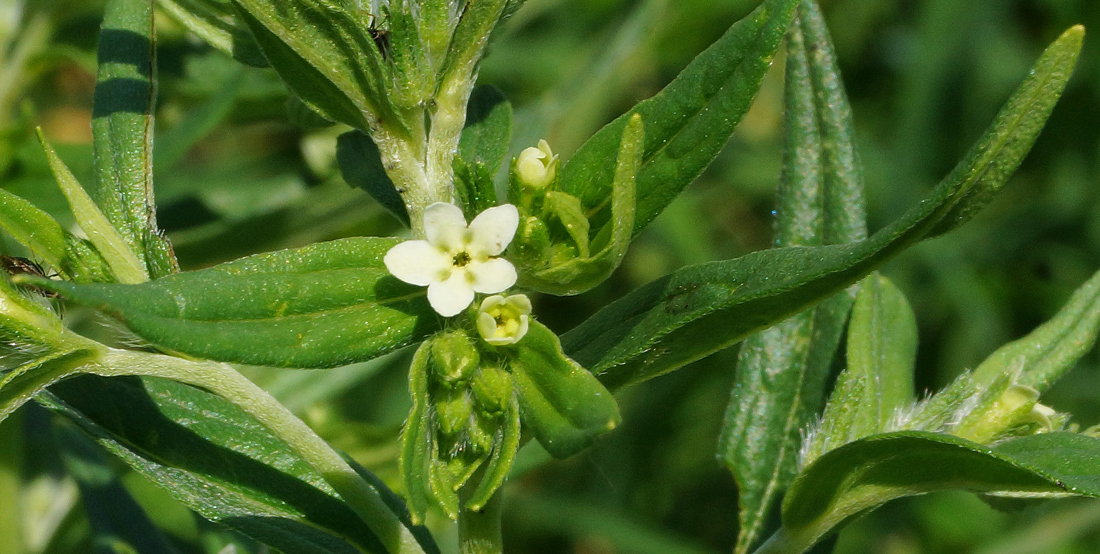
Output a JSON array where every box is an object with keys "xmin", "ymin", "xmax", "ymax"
[{"xmin": 3, "ymin": 0, "xmax": 1100, "ymax": 553}]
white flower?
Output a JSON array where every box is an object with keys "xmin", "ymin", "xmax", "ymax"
[
  {"xmin": 476, "ymin": 294, "xmax": 532, "ymax": 345},
  {"xmin": 515, "ymin": 139, "xmax": 557, "ymax": 189},
  {"xmin": 384, "ymin": 202, "xmax": 519, "ymax": 317}
]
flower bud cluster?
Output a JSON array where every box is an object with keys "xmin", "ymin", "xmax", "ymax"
[{"xmin": 403, "ymin": 329, "xmax": 522, "ymax": 519}]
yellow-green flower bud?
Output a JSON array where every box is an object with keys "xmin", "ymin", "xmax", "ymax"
[
  {"xmin": 430, "ymin": 329, "xmax": 480, "ymax": 385},
  {"xmin": 515, "ymin": 139, "xmax": 558, "ymax": 190},
  {"xmin": 434, "ymin": 387, "xmax": 474, "ymax": 437},
  {"xmin": 476, "ymin": 294, "xmax": 532, "ymax": 346},
  {"xmin": 471, "ymin": 365, "xmax": 514, "ymax": 417},
  {"xmin": 954, "ymin": 383, "xmax": 1041, "ymax": 443}
]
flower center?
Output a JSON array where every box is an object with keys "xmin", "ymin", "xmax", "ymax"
[{"xmin": 452, "ymin": 251, "xmax": 472, "ymax": 267}]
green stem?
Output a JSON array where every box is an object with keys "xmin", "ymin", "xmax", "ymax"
[
  {"xmin": 458, "ymin": 489, "xmax": 504, "ymax": 554},
  {"xmin": 95, "ymin": 349, "xmax": 428, "ymax": 554}
]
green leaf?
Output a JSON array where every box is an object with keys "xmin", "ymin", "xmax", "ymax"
[
  {"xmin": 337, "ymin": 131, "xmax": 411, "ymax": 226},
  {"xmin": 800, "ymin": 272, "xmax": 918, "ymax": 465},
  {"xmin": 54, "ymin": 421, "xmax": 181, "ymax": 554},
  {"xmin": 772, "ymin": 432, "xmax": 1100, "ymax": 553},
  {"xmin": 556, "ymin": 0, "xmax": 801, "ymax": 236},
  {"xmin": 0, "ymin": 188, "xmax": 66, "ymax": 269},
  {"xmin": 971, "ymin": 264, "xmax": 1100, "ymax": 392},
  {"xmin": 718, "ymin": 4, "xmax": 868, "ymax": 551},
  {"xmin": 387, "ymin": 7, "xmax": 435, "ymax": 110},
  {"xmin": 519, "ymin": 113, "xmax": 642, "ymax": 295},
  {"xmin": 562, "ymin": 24, "xmax": 1083, "ymax": 392},
  {"xmin": 844, "ymin": 273, "xmax": 917, "ymax": 430},
  {"xmin": 156, "ymin": 0, "xmax": 268, "ymax": 67},
  {"xmin": 29, "ymin": 238, "xmax": 442, "ymax": 369},
  {"xmin": 232, "ymin": 0, "xmax": 397, "ymax": 133},
  {"xmin": 924, "ymin": 25, "xmax": 1084, "ymax": 237},
  {"xmin": 511, "ymin": 322, "xmax": 621, "ymax": 459},
  {"xmin": 38, "ymin": 130, "xmax": 149, "ymax": 284},
  {"xmin": 458, "ymin": 85, "xmax": 512, "ymax": 176},
  {"xmin": 91, "ymin": 0, "xmax": 162, "ymax": 276},
  {"xmin": 41, "ymin": 374, "xmax": 439, "ymax": 554}
]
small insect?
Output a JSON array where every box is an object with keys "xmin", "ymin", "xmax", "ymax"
[
  {"xmin": 1, "ymin": 255, "xmax": 59, "ymax": 298},
  {"xmin": 364, "ymin": 12, "xmax": 391, "ymax": 59}
]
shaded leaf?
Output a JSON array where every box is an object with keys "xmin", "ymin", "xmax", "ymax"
[
  {"xmin": 54, "ymin": 421, "xmax": 181, "ymax": 554},
  {"xmin": 41, "ymin": 374, "xmax": 439, "ymax": 554},
  {"xmin": 338, "ymin": 131, "xmax": 411, "ymax": 226}
]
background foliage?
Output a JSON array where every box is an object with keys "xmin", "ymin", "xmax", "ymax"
[{"xmin": 3, "ymin": 0, "xmax": 1100, "ymax": 553}]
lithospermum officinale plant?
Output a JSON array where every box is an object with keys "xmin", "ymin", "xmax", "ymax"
[{"xmin": 0, "ymin": 0, "xmax": 1098, "ymax": 553}]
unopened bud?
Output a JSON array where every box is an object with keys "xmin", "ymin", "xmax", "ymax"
[
  {"xmin": 515, "ymin": 140, "xmax": 558, "ymax": 190},
  {"xmin": 430, "ymin": 330, "xmax": 480, "ymax": 385}
]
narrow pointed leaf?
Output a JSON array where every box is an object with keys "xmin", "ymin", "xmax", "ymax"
[
  {"xmin": 40, "ymin": 374, "xmax": 438, "ymax": 554},
  {"xmin": 27, "ymin": 238, "xmax": 442, "ymax": 368},
  {"xmin": 562, "ymin": 24, "xmax": 1082, "ymax": 392},
  {"xmin": 39, "ymin": 131, "xmax": 149, "ymax": 284},
  {"xmin": 511, "ymin": 322, "xmax": 620, "ymax": 458},
  {"xmin": 91, "ymin": 0, "xmax": 160, "ymax": 273},
  {"xmin": 465, "ymin": 396, "xmax": 521, "ymax": 511},
  {"xmin": 718, "ymin": 4, "xmax": 867, "ymax": 551},
  {"xmin": 556, "ymin": 0, "xmax": 801, "ymax": 236},
  {"xmin": 925, "ymin": 25, "xmax": 1084, "ymax": 237},
  {"xmin": 776, "ymin": 432, "xmax": 1100, "ymax": 552},
  {"xmin": 972, "ymin": 265, "xmax": 1100, "ymax": 392}
]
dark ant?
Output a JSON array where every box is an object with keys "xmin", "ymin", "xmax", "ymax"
[{"xmin": 1, "ymin": 255, "xmax": 59, "ymax": 298}]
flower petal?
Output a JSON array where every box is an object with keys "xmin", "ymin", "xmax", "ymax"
[
  {"xmin": 468, "ymin": 204, "xmax": 519, "ymax": 257},
  {"xmin": 427, "ymin": 271, "xmax": 476, "ymax": 317},
  {"xmin": 423, "ymin": 202, "xmax": 469, "ymax": 252},
  {"xmin": 468, "ymin": 258, "xmax": 517, "ymax": 294},
  {"xmin": 384, "ymin": 240, "xmax": 450, "ymax": 286}
]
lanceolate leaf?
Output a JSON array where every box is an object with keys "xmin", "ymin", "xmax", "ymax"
[
  {"xmin": 971, "ymin": 264, "xmax": 1100, "ymax": 392},
  {"xmin": 718, "ymin": 4, "xmax": 868, "ymax": 551},
  {"xmin": 561, "ymin": 25, "xmax": 1083, "ymax": 392},
  {"xmin": 41, "ymin": 374, "xmax": 439, "ymax": 554},
  {"xmin": 773, "ymin": 432, "xmax": 1100, "ymax": 553},
  {"xmin": 556, "ymin": 0, "xmax": 801, "ymax": 236},
  {"xmin": 30, "ymin": 238, "xmax": 442, "ymax": 368},
  {"xmin": 91, "ymin": 0, "xmax": 161, "ymax": 276}
]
